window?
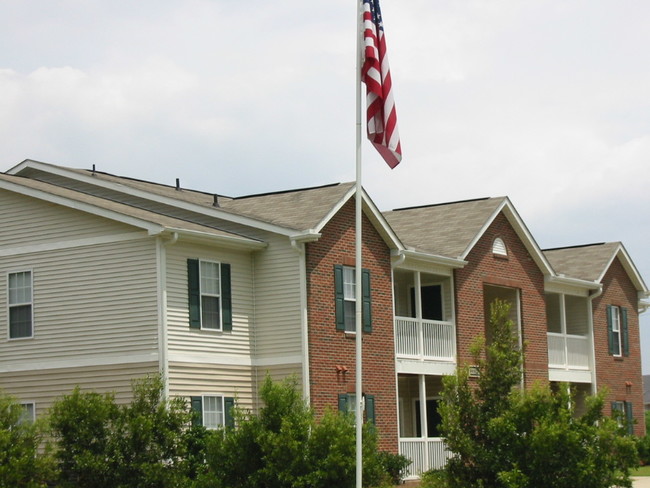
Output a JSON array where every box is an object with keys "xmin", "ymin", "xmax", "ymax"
[
  {"xmin": 338, "ymin": 393, "xmax": 375, "ymax": 424},
  {"xmin": 8, "ymin": 271, "xmax": 33, "ymax": 339},
  {"xmin": 415, "ymin": 398, "xmax": 443, "ymax": 437},
  {"xmin": 187, "ymin": 259, "xmax": 232, "ymax": 331},
  {"xmin": 19, "ymin": 402, "xmax": 35, "ymax": 424},
  {"xmin": 334, "ymin": 265, "xmax": 371, "ymax": 333},
  {"xmin": 191, "ymin": 395, "xmax": 235, "ymax": 429},
  {"xmin": 611, "ymin": 401, "xmax": 634, "ymax": 435},
  {"xmin": 607, "ymin": 305, "xmax": 629, "ymax": 357}
]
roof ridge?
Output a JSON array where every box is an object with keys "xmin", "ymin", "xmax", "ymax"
[
  {"xmin": 543, "ymin": 242, "xmax": 608, "ymax": 252},
  {"xmin": 232, "ymin": 182, "xmax": 345, "ymax": 200},
  {"xmin": 390, "ymin": 196, "xmax": 492, "ymax": 212}
]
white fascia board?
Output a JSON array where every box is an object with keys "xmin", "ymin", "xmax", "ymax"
[
  {"xmin": 0, "ymin": 178, "xmax": 164, "ymax": 235},
  {"xmin": 597, "ymin": 243, "xmax": 649, "ymax": 294},
  {"xmin": 545, "ymin": 275, "xmax": 601, "ymax": 297},
  {"xmin": 9, "ymin": 160, "xmax": 300, "ymax": 237},
  {"xmin": 460, "ymin": 198, "xmax": 555, "ymax": 276},
  {"xmin": 397, "ymin": 249, "xmax": 467, "ymax": 271},
  {"xmin": 313, "ymin": 185, "xmax": 405, "ymax": 251}
]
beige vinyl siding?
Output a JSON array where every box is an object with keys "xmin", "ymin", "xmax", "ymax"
[
  {"xmin": 166, "ymin": 242, "xmax": 254, "ymax": 357},
  {"xmin": 0, "ymin": 237, "xmax": 159, "ymax": 364},
  {"xmin": 168, "ymin": 361, "xmax": 254, "ymax": 411},
  {"xmin": 252, "ymin": 234, "xmax": 303, "ymax": 358},
  {"xmin": 0, "ymin": 361, "xmax": 158, "ymax": 418},
  {"xmin": 0, "ymin": 190, "xmax": 140, "ymax": 248}
]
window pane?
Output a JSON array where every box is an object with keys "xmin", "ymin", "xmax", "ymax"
[
  {"xmin": 9, "ymin": 271, "xmax": 32, "ymax": 304},
  {"xmin": 344, "ymin": 301, "xmax": 356, "ymax": 332},
  {"xmin": 343, "ymin": 267, "xmax": 356, "ymax": 300},
  {"xmin": 200, "ymin": 262, "xmax": 220, "ymax": 295},
  {"xmin": 19, "ymin": 403, "xmax": 35, "ymax": 424},
  {"xmin": 10, "ymin": 305, "xmax": 32, "ymax": 338},
  {"xmin": 201, "ymin": 296, "xmax": 221, "ymax": 329},
  {"xmin": 203, "ymin": 396, "xmax": 224, "ymax": 429}
]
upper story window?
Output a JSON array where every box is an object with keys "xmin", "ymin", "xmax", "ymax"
[
  {"xmin": 607, "ymin": 305, "xmax": 629, "ymax": 357},
  {"xmin": 334, "ymin": 265, "xmax": 372, "ymax": 333},
  {"xmin": 8, "ymin": 271, "xmax": 33, "ymax": 339},
  {"xmin": 492, "ymin": 237, "xmax": 507, "ymax": 257},
  {"xmin": 187, "ymin": 259, "xmax": 232, "ymax": 332}
]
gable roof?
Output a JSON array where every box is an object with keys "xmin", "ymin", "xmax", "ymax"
[
  {"xmin": 384, "ymin": 196, "xmax": 555, "ymax": 276},
  {"xmin": 544, "ymin": 242, "xmax": 649, "ymax": 294}
]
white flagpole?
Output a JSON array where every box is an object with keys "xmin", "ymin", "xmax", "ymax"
[{"xmin": 355, "ymin": 1, "xmax": 364, "ymax": 487}]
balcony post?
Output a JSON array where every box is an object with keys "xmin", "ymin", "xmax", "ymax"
[{"xmin": 419, "ymin": 374, "xmax": 429, "ymax": 471}]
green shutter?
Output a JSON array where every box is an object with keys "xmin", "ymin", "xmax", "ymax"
[
  {"xmin": 365, "ymin": 394, "xmax": 375, "ymax": 424},
  {"xmin": 338, "ymin": 393, "xmax": 349, "ymax": 413},
  {"xmin": 224, "ymin": 397, "xmax": 235, "ymax": 428},
  {"xmin": 621, "ymin": 307, "xmax": 629, "ymax": 357},
  {"xmin": 625, "ymin": 401, "xmax": 634, "ymax": 435},
  {"xmin": 362, "ymin": 269, "xmax": 372, "ymax": 333},
  {"xmin": 190, "ymin": 396, "xmax": 203, "ymax": 427},
  {"xmin": 334, "ymin": 265, "xmax": 345, "ymax": 330},
  {"xmin": 188, "ymin": 259, "xmax": 201, "ymax": 329},
  {"xmin": 606, "ymin": 305, "xmax": 615, "ymax": 355},
  {"xmin": 221, "ymin": 263, "xmax": 232, "ymax": 332}
]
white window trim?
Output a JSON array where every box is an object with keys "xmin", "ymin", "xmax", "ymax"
[
  {"xmin": 201, "ymin": 394, "xmax": 225, "ymax": 430},
  {"xmin": 199, "ymin": 260, "xmax": 223, "ymax": 332},
  {"xmin": 611, "ymin": 305, "xmax": 622, "ymax": 357},
  {"xmin": 7, "ymin": 269, "xmax": 34, "ymax": 340}
]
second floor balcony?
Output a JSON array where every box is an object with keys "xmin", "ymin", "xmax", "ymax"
[
  {"xmin": 393, "ymin": 269, "xmax": 456, "ymax": 365},
  {"xmin": 547, "ymin": 332, "xmax": 590, "ymax": 370},
  {"xmin": 395, "ymin": 317, "xmax": 455, "ymax": 361}
]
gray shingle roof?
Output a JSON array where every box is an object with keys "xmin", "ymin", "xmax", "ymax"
[
  {"xmin": 383, "ymin": 197, "xmax": 506, "ymax": 258},
  {"xmin": 0, "ymin": 173, "xmax": 258, "ymax": 242},
  {"xmin": 543, "ymin": 242, "xmax": 620, "ymax": 282},
  {"xmin": 37, "ymin": 166, "xmax": 355, "ymax": 232}
]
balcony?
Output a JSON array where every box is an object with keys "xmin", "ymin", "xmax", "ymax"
[
  {"xmin": 400, "ymin": 438, "xmax": 452, "ymax": 478},
  {"xmin": 547, "ymin": 332, "xmax": 590, "ymax": 370},
  {"xmin": 395, "ymin": 317, "xmax": 455, "ymax": 362}
]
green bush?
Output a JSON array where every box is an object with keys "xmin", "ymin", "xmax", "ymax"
[
  {"xmin": 0, "ymin": 390, "xmax": 55, "ymax": 487},
  {"xmin": 50, "ymin": 375, "xmax": 197, "ymax": 488},
  {"xmin": 376, "ymin": 451, "xmax": 411, "ymax": 485},
  {"xmin": 439, "ymin": 299, "xmax": 638, "ymax": 488},
  {"xmin": 201, "ymin": 375, "xmax": 393, "ymax": 488}
]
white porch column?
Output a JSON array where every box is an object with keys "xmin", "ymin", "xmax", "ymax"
[{"xmin": 419, "ymin": 374, "xmax": 429, "ymax": 471}]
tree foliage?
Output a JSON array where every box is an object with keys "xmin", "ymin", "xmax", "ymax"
[
  {"xmin": 200, "ymin": 375, "xmax": 399, "ymax": 488},
  {"xmin": 49, "ymin": 374, "xmax": 202, "ymax": 488},
  {"xmin": 438, "ymin": 298, "xmax": 638, "ymax": 488},
  {"xmin": 0, "ymin": 390, "xmax": 55, "ymax": 488}
]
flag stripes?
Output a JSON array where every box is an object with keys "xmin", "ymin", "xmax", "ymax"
[{"xmin": 361, "ymin": 0, "xmax": 402, "ymax": 168}]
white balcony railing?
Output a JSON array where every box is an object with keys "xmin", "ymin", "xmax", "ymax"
[
  {"xmin": 395, "ymin": 317, "xmax": 455, "ymax": 361},
  {"xmin": 400, "ymin": 438, "xmax": 452, "ymax": 478},
  {"xmin": 547, "ymin": 332, "xmax": 590, "ymax": 369}
]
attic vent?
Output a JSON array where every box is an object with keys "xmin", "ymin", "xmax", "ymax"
[{"xmin": 493, "ymin": 237, "xmax": 507, "ymax": 256}]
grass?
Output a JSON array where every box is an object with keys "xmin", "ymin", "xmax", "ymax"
[{"xmin": 631, "ymin": 465, "xmax": 650, "ymax": 476}]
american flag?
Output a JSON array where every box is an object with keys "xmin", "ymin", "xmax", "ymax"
[{"xmin": 361, "ymin": 0, "xmax": 401, "ymax": 169}]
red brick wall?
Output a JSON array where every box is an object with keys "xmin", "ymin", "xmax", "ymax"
[
  {"xmin": 454, "ymin": 213, "xmax": 549, "ymax": 385},
  {"xmin": 592, "ymin": 257, "xmax": 645, "ymax": 436},
  {"xmin": 305, "ymin": 199, "xmax": 398, "ymax": 452}
]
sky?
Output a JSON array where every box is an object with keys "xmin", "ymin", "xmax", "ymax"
[{"xmin": 1, "ymin": 1, "xmax": 649, "ymax": 370}]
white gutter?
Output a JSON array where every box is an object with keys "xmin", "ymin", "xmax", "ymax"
[{"xmin": 587, "ymin": 284, "xmax": 604, "ymax": 394}]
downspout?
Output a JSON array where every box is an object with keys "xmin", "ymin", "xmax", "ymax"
[
  {"xmin": 291, "ymin": 237, "xmax": 311, "ymax": 403},
  {"xmin": 158, "ymin": 231, "xmax": 178, "ymax": 399},
  {"xmin": 587, "ymin": 284, "xmax": 604, "ymax": 394}
]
